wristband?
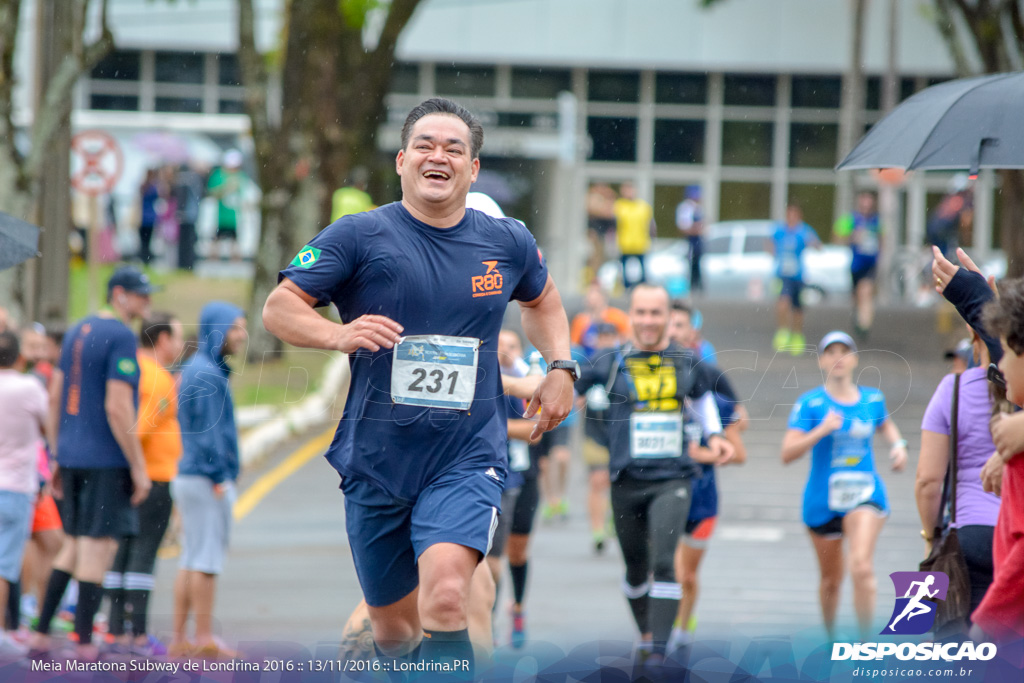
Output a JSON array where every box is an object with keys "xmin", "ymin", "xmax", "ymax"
[{"xmin": 893, "ymin": 439, "xmax": 908, "ymax": 449}]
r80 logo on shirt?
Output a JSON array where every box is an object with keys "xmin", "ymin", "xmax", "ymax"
[{"xmin": 471, "ymin": 261, "xmax": 503, "ymax": 298}]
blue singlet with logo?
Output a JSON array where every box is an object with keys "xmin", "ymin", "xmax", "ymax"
[{"xmin": 279, "ymin": 202, "xmax": 548, "ymax": 502}]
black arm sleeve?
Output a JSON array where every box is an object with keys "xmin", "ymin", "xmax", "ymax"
[{"xmin": 944, "ymin": 268, "xmax": 1001, "ymax": 363}]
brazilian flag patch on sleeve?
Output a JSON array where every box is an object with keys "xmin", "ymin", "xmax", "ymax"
[
  {"xmin": 291, "ymin": 246, "xmax": 322, "ymax": 269},
  {"xmin": 117, "ymin": 358, "xmax": 138, "ymax": 376}
]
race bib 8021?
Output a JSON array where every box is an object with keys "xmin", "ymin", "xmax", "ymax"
[
  {"xmin": 630, "ymin": 412, "xmax": 684, "ymax": 459},
  {"xmin": 391, "ymin": 335, "xmax": 480, "ymax": 411}
]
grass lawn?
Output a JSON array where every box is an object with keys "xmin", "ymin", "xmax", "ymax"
[{"xmin": 68, "ymin": 261, "xmax": 332, "ymax": 408}]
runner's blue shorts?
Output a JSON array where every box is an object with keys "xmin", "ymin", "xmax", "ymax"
[{"xmin": 342, "ymin": 465, "xmax": 504, "ymax": 607}]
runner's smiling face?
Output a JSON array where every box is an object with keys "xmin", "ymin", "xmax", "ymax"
[
  {"xmin": 629, "ymin": 287, "xmax": 671, "ymax": 351},
  {"xmin": 998, "ymin": 336, "xmax": 1024, "ymax": 406},
  {"xmin": 819, "ymin": 342, "xmax": 858, "ymax": 380},
  {"xmin": 396, "ymin": 113, "xmax": 480, "ymax": 215}
]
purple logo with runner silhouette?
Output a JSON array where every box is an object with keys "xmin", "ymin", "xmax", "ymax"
[{"xmin": 881, "ymin": 572, "xmax": 949, "ymax": 635}]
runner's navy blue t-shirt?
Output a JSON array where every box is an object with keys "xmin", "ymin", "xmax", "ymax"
[
  {"xmin": 57, "ymin": 315, "xmax": 140, "ymax": 469},
  {"xmin": 279, "ymin": 202, "xmax": 548, "ymax": 502}
]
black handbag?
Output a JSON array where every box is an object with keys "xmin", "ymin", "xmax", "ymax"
[{"xmin": 919, "ymin": 373, "xmax": 972, "ymax": 631}]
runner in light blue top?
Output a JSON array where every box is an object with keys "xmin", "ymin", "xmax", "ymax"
[{"xmin": 781, "ymin": 331, "xmax": 908, "ymax": 641}]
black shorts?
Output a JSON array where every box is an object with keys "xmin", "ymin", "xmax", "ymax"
[
  {"xmin": 851, "ymin": 263, "xmax": 878, "ymax": 287},
  {"xmin": 778, "ymin": 278, "xmax": 804, "ymax": 310},
  {"xmin": 509, "ymin": 475, "xmax": 540, "ymax": 536},
  {"xmin": 807, "ymin": 501, "xmax": 885, "ymax": 538},
  {"xmin": 588, "ymin": 217, "xmax": 615, "ymax": 237},
  {"xmin": 57, "ymin": 467, "xmax": 138, "ymax": 539},
  {"xmin": 529, "ymin": 426, "xmax": 570, "ymax": 459},
  {"xmin": 110, "ymin": 482, "xmax": 173, "ymax": 575},
  {"xmin": 215, "ymin": 226, "xmax": 238, "ymax": 240}
]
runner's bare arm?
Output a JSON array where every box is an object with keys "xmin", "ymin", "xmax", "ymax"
[
  {"xmin": 47, "ymin": 368, "xmax": 63, "ymax": 455},
  {"xmin": 879, "ymin": 418, "xmax": 908, "ymax": 471},
  {"xmin": 507, "ymin": 419, "xmax": 537, "ymax": 442},
  {"xmin": 501, "ymin": 373, "xmax": 543, "ymax": 400},
  {"xmin": 106, "ymin": 379, "xmax": 151, "ymax": 506},
  {"xmin": 263, "ymin": 278, "xmax": 403, "ymax": 353},
  {"xmin": 780, "ymin": 411, "xmax": 842, "ymax": 464},
  {"xmin": 518, "ymin": 275, "xmax": 574, "ymax": 439}
]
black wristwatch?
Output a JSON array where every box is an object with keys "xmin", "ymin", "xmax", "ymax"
[{"xmin": 547, "ymin": 360, "xmax": 581, "ymax": 382}]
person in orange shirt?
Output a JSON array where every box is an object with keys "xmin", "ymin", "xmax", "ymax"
[
  {"xmin": 104, "ymin": 312, "xmax": 184, "ymax": 655},
  {"xmin": 570, "ymin": 281, "xmax": 631, "ymax": 358}
]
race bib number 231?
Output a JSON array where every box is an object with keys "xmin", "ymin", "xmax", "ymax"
[{"xmin": 391, "ymin": 335, "xmax": 480, "ymax": 411}]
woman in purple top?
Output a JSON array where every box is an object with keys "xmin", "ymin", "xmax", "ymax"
[{"xmin": 916, "ymin": 328, "xmax": 1002, "ymax": 616}]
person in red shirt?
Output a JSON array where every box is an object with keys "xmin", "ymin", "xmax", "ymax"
[
  {"xmin": 931, "ymin": 246, "xmax": 1023, "ymax": 645},
  {"xmin": 973, "ymin": 283, "xmax": 1024, "ymax": 643}
]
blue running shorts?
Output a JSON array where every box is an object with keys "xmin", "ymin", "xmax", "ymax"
[{"xmin": 342, "ymin": 465, "xmax": 504, "ymax": 607}]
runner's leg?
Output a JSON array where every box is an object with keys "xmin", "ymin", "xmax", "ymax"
[
  {"xmin": 648, "ymin": 481, "xmax": 691, "ymax": 654},
  {"xmin": 809, "ymin": 530, "xmax": 844, "ymax": 638},
  {"xmin": 844, "ymin": 507, "xmax": 887, "ymax": 638}
]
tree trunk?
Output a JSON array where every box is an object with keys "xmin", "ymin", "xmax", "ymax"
[
  {"xmin": 0, "ymin": 0, "xmax": 112, "ymax": 323},
  {"xmin": 1000, "ymin": 170, "xmax": 1024, "ymax": 279},
  {"xmin": 237, "ymin": 0, "xmax": 424, "ymax": 360},
  {"xmin": 837, "ymin": 0, "xmax": 866, "ymax": 228}
]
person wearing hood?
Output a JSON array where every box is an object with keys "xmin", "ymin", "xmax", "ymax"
[{"xmin": 170, "ymin": 301, "xmax": 246, "ymax": 658}]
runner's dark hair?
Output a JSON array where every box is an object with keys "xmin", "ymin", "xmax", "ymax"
[{"xmin": 401, "ymin": 98, "xmax": 484, "ymax": 159}]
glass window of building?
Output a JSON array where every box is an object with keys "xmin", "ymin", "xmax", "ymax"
[
  {"xmin": 723, "ymin": 74, "xmax": 776, "ymax": 106},
  {"xmin": 219, "ymin": 99, "xmax": 246, "ymax": 115},
  {"xmin": 719, "ymin": 181, "xmax": 771, "ymax": 220},
  {"xmin": 653, "ymin": 185, "xmax": 686, "ymax": 238},
  {"xmin": 587, "ymin": 116, "xmax": 638, "ymax": 162},
  {"xmin": 155, "ymin": 97, "xmax": 203, "ymax": 114},
  {"xmin": 865, "ymin": 76, "xmax": 880, "ymax": 110},
  {"xmin": 588, "ymin": 70, "xmax": 640, "ymax": 103},
  {"xmin": 789, "ymin": 123, "xmax": 839, "ymax": 169},
  {"xmin": 901, "ymin": 77, "xmax": 918, "ymax": 101},
  {"xmin": 89, "ymin": 94, "xmax": 139, "ymax": 111},
  {"xmin": 435, "ymin": 65, "xmax": 496, "ymax": 97},
  {"xmin": 389, "ymin": 63, "xmax": 419, "ymax": 94},
  {"xmin": 787, "ymin": 184, "xmax": 836, "ymax": 239},
  {"xmin": 497, "ymin": 112, "xmax": 534, "ymax": 127},
  {"xmin": 90, "ymin": 50, "xmax": 141, "ymax": 81},
  {"xmin": 217, "ymin": 53, "xmax": 241, "ymax": 86},
  {"xmin": 721, "ymin": 121, "xmax": 773, "ymax": 166},
  {"xmin": 655, "ymin": 72, "xmax": 707, "ymax": 105},
  {"xmin": 154, "ymin": 51, "xmax": 205, "ymax": 84},
  {"xmin": 653, "ymin": 119, "xmax": 705, "ymax": 164},
  {"xmin": 511, "ymin": 67, "xmax": 572, "ymax": 99},
  {"xmin": 791, "ymin": 75, "xmax": 842, "ymax": 109}
]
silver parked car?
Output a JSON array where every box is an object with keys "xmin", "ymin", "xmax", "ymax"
[{"xmin": 598, "ymin": 220, "xmax": 852, "ymax": 303}]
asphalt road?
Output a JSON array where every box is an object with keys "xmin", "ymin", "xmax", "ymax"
[{"xmin": 143, "ymin": 299, "xmax": 963, "ymax": 655}]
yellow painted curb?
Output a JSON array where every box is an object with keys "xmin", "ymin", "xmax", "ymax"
[{"xmin": 233, "ymin": 427, "xmax": 335, "ymax": 521}]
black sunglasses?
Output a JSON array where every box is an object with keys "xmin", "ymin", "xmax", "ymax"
[{"xmin": 988, "ymin": 363, "xmax": 1007, "ymax": 389}]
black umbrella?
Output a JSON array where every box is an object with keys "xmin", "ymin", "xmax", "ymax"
[
  {"xmin": 0, "ymin": 211, "xmax": 40, "ymax": 270},
  {"xmin": 837, "ymin": 72, "xmax": 1024, "ymax": 174}
]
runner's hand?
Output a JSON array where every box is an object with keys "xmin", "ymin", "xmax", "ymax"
[
  {"xmin": 130, "ymin": 466, "xmax": 151, "ymax": 506},
  {"xmin": 889, "ymin": 443, "xmax": 908, "ymax": 472},
  {"xmin": 819, "ymin": 409, "xmax": 843, "ymax": 435},
  {"xmin": 708, "ymin": 434, "xmax": 735, "ymax": 465},
  {"xmin": 50, "ymin": 466, "xmax": 62, "ymax": 501},
  {"xmin": 980, "ymin": 451, "xmax": 1004, "ymax": 496},
  {"xmin": 332, "ymin": 315, "xmax": 403, "ymax": 353},
  {"xmin": 525, "ymin": 370, "xmax": 574, "ymax": 441}
]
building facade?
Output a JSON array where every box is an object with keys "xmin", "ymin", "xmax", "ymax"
[{"xmin": 14, "ymin": 0, "xmax": 998, "ymax": 287}]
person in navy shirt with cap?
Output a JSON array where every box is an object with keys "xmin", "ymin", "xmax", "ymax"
[
  {"xmin": 263, "ymin": 98, "xmax": 575, "ymax": 674},
  {"xmin": 30, "ymin": 266, "xmax": 154, "ymax": 659}
]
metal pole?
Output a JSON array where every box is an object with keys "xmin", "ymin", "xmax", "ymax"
[{"xmin": 878, "ymin": 0, "xmax": 900, "ymax": 305}]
